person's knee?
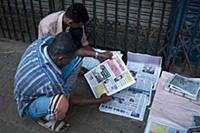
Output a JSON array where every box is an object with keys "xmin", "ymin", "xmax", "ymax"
[{"xmin": 55, "ymin": 95, "xmax": 69, "ymax": 120}]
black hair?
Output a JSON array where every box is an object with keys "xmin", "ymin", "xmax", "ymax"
[
  {"xmin": 47, "ymin": 32, "xmax": 78, "ymax": 59},
  {"xmin": 69, "ymin": 27, "xmax": 83, "ymax": 49},
  {"xmin": 65, "ymin": 3, "xmax": 89, "ymax": 23}
]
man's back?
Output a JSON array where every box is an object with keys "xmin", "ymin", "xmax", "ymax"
[{"xmin": 14, "ymin": 36, "xmax": 64, "ymax": 117}]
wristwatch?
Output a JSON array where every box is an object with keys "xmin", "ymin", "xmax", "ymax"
[{"xmin": 95, "ymin": 52, "xmax": 99, "ymax": 58}]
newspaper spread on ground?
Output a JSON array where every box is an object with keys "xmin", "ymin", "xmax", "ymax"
[
  {"xmin": 127, "ymin": 52, "xmax": 162, "ymax": 91},
  {"xmin": 84, "ymin": 54, "xmax": 135, "ymax": 98},
  {"xmin": 99, "ymin": 88, "xmax": 148, "ymax": 120},
  {"xmin": 127, "ymin": 52, "xmax": 162, "ymax": 106},
  {"xmin": 145, "ymin": 120, "xmax": 187, "ymax": 133},
  {"xmin": 99, "ymin": 52, "xmax": 162, "ymax": 121},
  {"xmin": 82, "ymin": 48, "xmax": 123, "ymax": 70},
  {"xmin": 148, "ymin": 71, "xmax": 200, "ymax": 129},
  {"xmin": 165, "ymin": 74, "xmax": 200, "ymax": 100}
]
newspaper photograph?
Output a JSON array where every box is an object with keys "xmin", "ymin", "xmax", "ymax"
[
  {"xmin": 127, "ymin": 62, "xmax": 161, "ymax": 89},
  {"xmin": 82, "ymin": 48, "xmax": 123, "ymax": 70},
  {"xmin": 84, "ymin": 54, "xmax": 135, "ymax": 98},
  {"xmin": 169, "ymin": 74, "xmax": 200, "ymax": 96},
  {"xmin": 192, "ymin": 115, "xmax": 200, "ymax": 127},
  {"xmin": 145, "ymin": 120, "xmax": 187, "ymax": 133},
  {"xmin": 99, "ymin": 88, "xmax": 149, "ymax": 121}
]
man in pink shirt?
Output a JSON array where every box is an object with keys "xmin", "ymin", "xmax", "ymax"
[{"xmin": 38, "ymin": 3, "xmax": 112, "ymax": 73}]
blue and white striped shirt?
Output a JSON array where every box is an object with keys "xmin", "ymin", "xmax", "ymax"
[{"xmin": 14, "ymin": 36, "xmax": 81, "ymax": 117}]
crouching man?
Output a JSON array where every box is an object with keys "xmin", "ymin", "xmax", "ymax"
[{"xmin": 14, "ymin": 32, "xmax": 112, "ymax": 132}]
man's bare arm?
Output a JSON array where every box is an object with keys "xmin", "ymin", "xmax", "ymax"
[
  {"xmin": 69, "ymin": 94, "xmax": 112, "ymax": 105},
  {"xmin": 75, "ymin": 45, "xmax": 113, "ymax": 62}
]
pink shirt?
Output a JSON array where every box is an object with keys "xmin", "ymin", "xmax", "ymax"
[{"xmin": 38, "ymin": 11, "xmax": 89, "ymax": 46}]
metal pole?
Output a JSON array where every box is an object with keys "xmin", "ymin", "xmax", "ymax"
[
  {"xmin": 0, "ymin": 0, "xmax": 11, "ymax": 39},
  {"xmin": 114, "ymin": 0, "xmax": 118, "ymax": 46},
  {"xmin": 155, "ymin": 1, "xmax": 166, "ymax": 55},
  {"xmin": 144, "ymin": 0, "xmax": 154, "ymax": 53},
  {"xmin": 38, "ymin": 0, "xmax": 43, "ymax": 19},
  {"xmin": 14, "ymin": 0, "xmax": 25, "ymax": 42},
  {"xmin": 30, "ymin": 0, "xmax": 38, "ymax": 39},
  {"xmin": 0, "ymin": 17, "xmax": 5, "ymax": 37},
  {"xmin": 124, "ymin": 0, "xmax": 130, "ymax": 51},
  {"xmin": 8, "ymin": 0, "xmax": 18, "ymax": 40},
  {"xmin": 135, "ymin": 0, "xmax": 142, "ymax": 52},
  {"xmin": 165, "ymin": 0, "xmax": 189, "ymax": 69},
  {"xmin": 22, "ymin": 0, "xmax": 32, "ymax": 42},
  {"xmin": 93, "ymin": 0, "xmax": 96, "ymax": 46},
  {"xmin": 103, "ymin": 0, "xmax": 107, "ymax": 48}
]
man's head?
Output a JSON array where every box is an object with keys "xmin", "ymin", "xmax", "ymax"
[
  {"xmin": 63, "ymin": 3, "xmax": 89, "ymax": 28},
  {"xmin": 47, "ymin": 32, "xmax": 79, "ymax": 68}
]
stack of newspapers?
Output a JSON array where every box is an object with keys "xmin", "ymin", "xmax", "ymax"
[{"xmin": 165, "ymin": 74, "xmax": 200, "ymax": 100}]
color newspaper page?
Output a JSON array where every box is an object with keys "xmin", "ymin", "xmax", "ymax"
[
  {"xmin": 145, "ymin": 120, "xmax": 187, "ymax": 133},
  {"xmin": 84, "ymin": 54, "xmax": 135, "ymax": 98}
]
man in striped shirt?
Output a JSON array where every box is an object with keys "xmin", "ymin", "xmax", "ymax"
[{"xmin": 14, "ymin": 32, "xmax": 112, "ymax": 132}]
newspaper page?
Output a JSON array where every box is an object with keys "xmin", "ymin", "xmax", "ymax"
[
  {"xmin": 127, "ymin": 52, "xmax": 162, "ymax": 91},
  {"xmin": 127, "ymin": 52, "xmax": 162, "ymax": 105},
  {"xmin": 145, "ymin": 120, "xmax": 187, "ymax": 133},
  {"xmin": 82, "ymin": 48, "xmax": 123, "ymax": 70},
  {"xmin": 84, "ymin": 54, "xmax": 135, "ymax": 98},
  {"xmin": 99, "ymin": 88, "xmax": 149, "ymax": 121}
]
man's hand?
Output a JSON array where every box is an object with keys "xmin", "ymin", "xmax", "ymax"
[
  {"xmin": 98, "ymin": 94, "xmax": 113, "ymax": 103},
  {"xmin": 97, "ymin": 51, "xmax": 113, "ymax": 62}
]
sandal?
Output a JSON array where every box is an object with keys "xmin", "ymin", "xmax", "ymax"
[{"xmin": 36, "ymin": 118, "xmax": 70, "ymax": 132}]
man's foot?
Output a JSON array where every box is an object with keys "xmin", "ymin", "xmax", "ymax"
[
  {"xmin": 36, "ymin": 118, "xmax": 70, "ymax": 133},
  {"xmin": 79, "ymin": 67, "xmax": 88, "ymax": 75}
]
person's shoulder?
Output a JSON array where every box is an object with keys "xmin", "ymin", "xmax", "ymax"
[
  {"xmin": 31, "ymin": 36, "xmax": 54, "ymax": 47},
  {"xmin": 42, "ymin": 11, "xmax": 65, "ymax": 19}
]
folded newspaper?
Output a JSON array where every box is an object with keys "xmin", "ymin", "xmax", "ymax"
[
  {"xmin": 84, "ymin": 54, "xmax": 136, "ymax": 98},
  {"xmin": 165, "ymin": 74, "xmax": 200, "ymax": 100}
]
